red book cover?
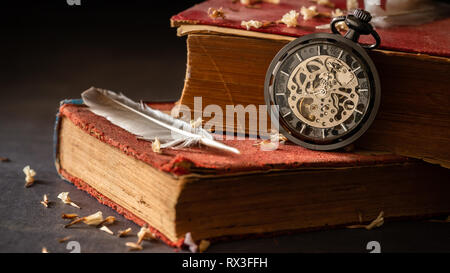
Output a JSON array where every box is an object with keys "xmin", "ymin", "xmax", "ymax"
[
  {"xmin": 171, "ymin": 0, "xmax": 450, "ymax": 57},
  {"xmin": 55, "ymin": 100, "xmax": 414, "ymax": 248}
]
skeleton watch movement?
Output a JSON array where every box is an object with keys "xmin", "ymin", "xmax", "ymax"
[{"xmin": 265, "ymin": 9, "xmax": 381, "ymax": 150}]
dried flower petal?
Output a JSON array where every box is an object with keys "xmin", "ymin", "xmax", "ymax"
[
  {"xmin": 240, "ymin": 0, "xmax": 256, "ymax": 4},
  {"xmin": 315, "ymin": 24, "xmax": 331, "ymax": 30},
  {"xmin": 42, "ymin": 247, "xmax": 49, "ymax": 253},
  {"xmin": 83, "ymin": 211, "xmax": 104, "ymax": 226},
  {"xmin": 118, "ymin": 227, "xmax": 132, "ymax": 237},
  {"xmin": 23, "ymin": 165, "xmax": 36, "ymax": 187},
  {"xmin": 190, "ymin": 117, "xmax": 203, "ymax": 128},
  {"xmin": 184, "ymin": 232, "xmax": 198, "ymax": 253},
  {"xmin": 100, "ymin": 225, "xmax": 114, "ymax": 235},
  {"xmin": 126, "ymin": 242, "xmax": 143, "ymax": 251},
  {"xmin": 253, "ymin": 131, "xmax": 287, "ymax": 149},
  {"xmin": 199, "ymin": 240, "xmax": 211, "ymax": 253},
  {"xmin": 280, "ymin": 10, "xmax": 300, "ymax": 28},
  {"xmin": 62, "ymin": 213, "xmax": 78, "ymax": 219},
  {"xmin": 240, "ymin": 0, "xmax": 280, "ymax": 4},
  {"xmin": 0, "ymin": 157, "xmax": 10, "ymax": 162},
  {"xmin": 57, "ymin": 192, "xmax": 80, "ymax": 209},
  {"xmin": 310, "ymin": 0, "xmax": 335, "ymax": 8},
  {"xmin": 99, "ymin": 216, "xmax": 116, "ymax": 226},
  {"xmin": 332, "ymin": 8, "xmax": 345, "ymax": 18},
  {"xmin": 259, "ymin": 140, "xmax": 278, "ymax": 150},
  {"xmin": 152, "ymin": 137, "xmax": 162, "ymax": 154},
  {"xmin": 40, "ymin": 194, "xmax": 50, "ymax": 208},
  {"xmin": 137, "ymin": 224, "xmax": 156, "ymax": 244},
  {"xmin": 58, "ymin": 236, "xmax": 72, "ymax": 243},
  {"xmin": 347, "ymin": 0, "xmax": 359, "ymax": 11},
  {"xmin": 300, "ymin": 6, "xmax": 319, "ymax": 21},
  {"xmin": 269, "ymin": 130, "xmax": 287, "ymax": 143},
  {"xmin": 347, "ymin": 211, "xmax": 384, "ymax": 230},
  {"xmin": 208, "ymin": 7, "xmax": 226, "ymax": 19},
  {"xmin": 241, "ymin": 20, "xmax": 263, "ymax": 30},
  {"xmin": 64, "ymin": 217, "xmax": 85, "ymax": 228},
  {"xmin": 65, "ymin": 211, "xmax": 103, "ymax": 228},
  {"xmin": 365, "ymin": 211, "xmax": 384, "ymax": 230}
]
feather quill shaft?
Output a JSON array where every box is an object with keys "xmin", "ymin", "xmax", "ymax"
[{"xmin": 81, "ymin": 87, "xmax": 240, "ymax": 154}]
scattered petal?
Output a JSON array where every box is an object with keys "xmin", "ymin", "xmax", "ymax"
[
  {"xmin": 184, "ymin": 232, "xmax": 198, "ymax": 253},
  {"xmin": 347, "ymin": 211, "xmax": 384, "ymax": 230},
  {"xmin": 64, "ymin": 217, "xmax": 85, "ymax": 228},
  {"xmin": 152, "ymin": 137, "xmax": 162, "ymax": 154},
  {"xmin": 240, "ymin": 0, "xmax": 280, "ymax": 4},
  {"xmin": 98, "ymin": 216, "xmax": 116, "ymax": 226},
  {"xmin": 199, "ymin": 240, "xmax": 211, "ymax": 253},
  {"xmin": 62, "ymin": 213, "xmax": 78, "ymax": 219},
  {"xmin": 300, "ymin": 6, "xmax": 319, "ymax": 21},
  {"xmin": 241, "ymin": 20, "xmax": 263, "ymax": 30},
  {"xmin": 100, "ymin": 225, "xmax": 114, "ymax": 235},
  {"xmin": 126, "ymin": 242, "xmax": 143, "ymax": 251},
  {"xmin": 280, "ymin": 10, "xmax": 300, "ymax": 28},
  {"xmin": 253, "ymin": 131, "xmax": 287, "ymax": 149},
  {"xmin": 347, "ymin": 0, "xmax": 359, "ymax": 11},
  {"xmin": 208, "ymin": 7, "xmax": 226, "ymax": 19},
  {"xmin": 269, "ymin": 130, "xmax": 287, "ymax": 143},
  {"xmin": 310, "ymin": 0, "xmax": 335, "ymax": 8},
  {"xmin": 83, "ymin": 211, "xmax": 104, "ymax": 226},
  {"xmin": 42, "ymin": 247, "xmax": 49, "ymax": 253},
  {"xmin": 58, "ymin": 236, "xmax": 72, "ymax": 243},
  {"xmin": 190, "ymin": 117, "xmax": 203, "ymax": 128},
  {"xmin": 315, "ymin": 24, "xmax": 331, "ymax": 30},
  {"xmin": 0, "ymin": 157, "xmax": 10, "ymax": 162},
  {"xmin": 40, "ymin": 194, "xmax": 50, "ymax": 208},
  {"xmin": 57, "ymin": 192, "xmax": 80, "ymax": 209},
  {"xmin": 118, "ymin": 227, "xmax": 132, "ymax": 237},
  {"xmin": 240, "ymin": 0, "xmax": 256, "ymax": 4},
  {"xmin": 365, "ymin": 211, "xmax": 384, "ymax": 230},
  {"xmin": 65, "ymin": 211, "xmax": 103, "ymax": 228},
  {"xmin": 137, "ymin": 224, "xmax": 156, "ymax": 244},
  {"xmin": 332, "ymin": 8, "xmax": 345, "ymax": 18},
  {"xmin": 23, "ymin": 165, "xmax": 36, "ymax": 187},
  {"xmin": 259, "ymin": 140, "xmax": 279, "ymax": 151}
]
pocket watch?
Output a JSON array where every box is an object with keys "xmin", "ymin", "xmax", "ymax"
[{"xmin": 264, "ymin": 9, "xmax": 381, "ymax": 150}]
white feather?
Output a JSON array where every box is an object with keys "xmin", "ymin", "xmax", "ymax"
[{"xmin": 81, "ymin": 87, "xmax": 240, "ymax": 154}]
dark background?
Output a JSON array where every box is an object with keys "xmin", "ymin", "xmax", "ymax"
[{"xmin": 0, "ymin": 0, "xmax": 449, "ymax": 253}]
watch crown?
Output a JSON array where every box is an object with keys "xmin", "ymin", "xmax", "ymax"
[{"xmin": 353, "ymin": 9, "xmax": 372, "ymax": 23}]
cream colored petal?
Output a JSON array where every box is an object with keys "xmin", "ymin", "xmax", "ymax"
[
  {"xmin": 83, "ymin": 211, "xmax": 103, "ymax": 226},
  {"xmin": 100, "ymin": 225, "xmax": 114, "ymax": 235},
  {"xmin": 280, "ymin": 10, "xmax": 300, "ymax": 27}
]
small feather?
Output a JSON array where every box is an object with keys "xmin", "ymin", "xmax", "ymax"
[{"xmin": 81, "ymin": 87, "xmax": 240, "ymax": 154}]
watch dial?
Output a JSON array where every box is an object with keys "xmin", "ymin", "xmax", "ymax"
[{"xmin": 272, "ymin": 42, "xmax": 372, "ymax": 143}]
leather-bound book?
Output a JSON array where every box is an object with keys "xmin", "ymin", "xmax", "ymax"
[
  {"xmin": 170, "ymin": 0, "xmax": 450, "ymax": 167},
  {"xmin": 54, "ymin": 100, "xmax": 450, "ymax": 248}
]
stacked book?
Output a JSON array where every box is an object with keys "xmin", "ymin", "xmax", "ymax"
[{"xmin": 54, "ymin": 0, "xmax": 450, "ymax": 249}]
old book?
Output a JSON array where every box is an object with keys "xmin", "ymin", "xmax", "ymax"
[
  {"xmin": 54, "ymin": 100, "xmax": 450, "ymax": 248},
  {"xmin": 170, "ymin": 0, "xmax": 450, "ymax": 167}
]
